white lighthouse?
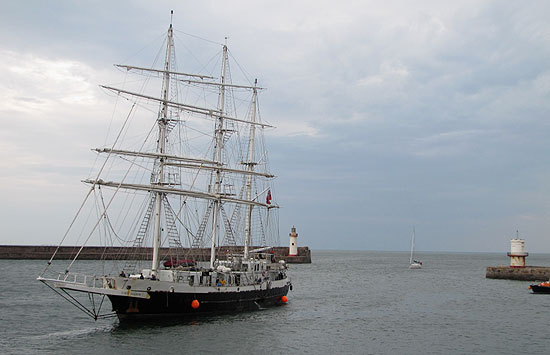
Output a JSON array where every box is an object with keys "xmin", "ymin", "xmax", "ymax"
[
  {"xmin": 507, "ymin": 233, "xmax": 528, "ymax": 268},
  {"xmin": 289, "ymin": 226, "xmax": 298, "ymax": 256}
]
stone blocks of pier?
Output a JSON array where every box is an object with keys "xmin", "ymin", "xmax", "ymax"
[
  {"xmin": 0, "ymin": 245, "xmax": 311, "ymax": 264},
  {"xmin": 486, "ymin": 266, "xmax": 550, "ymax": 281}
]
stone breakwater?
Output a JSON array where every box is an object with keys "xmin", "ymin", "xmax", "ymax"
[
  {"xmin": 486, "ymin": 266, "xmax": 550, "ymax": 281},
  {"xmin": 0, "ymin": 245, "xmax": 311, "ymax": 264}
]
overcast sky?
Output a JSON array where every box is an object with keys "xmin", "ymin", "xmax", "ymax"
[{"xmin": 1, "ymin": 1, "xmax": 550, "ymax": 253}]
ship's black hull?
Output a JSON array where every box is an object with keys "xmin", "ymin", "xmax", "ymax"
[
  {"xmin": 529, "ymin": 284, "xmax": 550, "ymax": 294},
  {"xmin": 108, "ymin": 284, "xmax": 290, "ymax": 319}
]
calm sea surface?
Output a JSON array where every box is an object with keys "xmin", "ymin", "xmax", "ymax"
[{"xmin": 1, "ymin": 250, "xmax": 549, "ymax": 354}]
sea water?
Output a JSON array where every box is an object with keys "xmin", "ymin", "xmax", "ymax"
[{"xmin": 1, "ymin": 251, "xmax": 549, "ymax": 354}]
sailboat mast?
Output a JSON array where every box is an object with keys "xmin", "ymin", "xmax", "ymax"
[
  {"xmin": 410, "ymin": 227, "xmax": 415, "ymax": 264},
  {"xmin": 243, "ymin": 80, "xmax": 258, "ymax": 259},
  {"xmin": 151, "ymin": 13, "xmax": 173, "ymax": 273},
  {"xmin": 210, "ymin": 43, "xmax": 228, "ymax": 268}
]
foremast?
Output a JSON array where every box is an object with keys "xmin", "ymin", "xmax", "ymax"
[{"xmin": 152, "ymin": 14, "xmax": 174, "ymax": 274}]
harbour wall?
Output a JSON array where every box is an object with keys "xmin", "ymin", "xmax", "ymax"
[
  {"xmin": 0, "ymin": 245, "xmax": 311, "ymax": 264},
  {"xmin": 486, "ymin": 266, "xmax": 550, "ymax": 281}
]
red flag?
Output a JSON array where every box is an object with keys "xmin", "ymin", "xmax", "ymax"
[{"xmin": 266, "ymin": 190, "xmax": 272, "ymax": 204}]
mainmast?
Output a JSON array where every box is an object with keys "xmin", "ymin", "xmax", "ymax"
[
  {"xmin": 243, "ymin": 80, "xmax": 258, "ymax": 259},
  {"xmin": 210, "ymin": 42, "xmax": 229, "ymax": 268},
  {"xmin": 151, "ymin": 12, "xmax": 174, "ymax": 274}
]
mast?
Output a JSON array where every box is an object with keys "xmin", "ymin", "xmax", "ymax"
[
  {"xmin": 244, "ymin": 80, "xmax": 258, "ymax": 259},
  {"xmin": 151, "ymin": 11, "xmax": 174, "ymax": 274},
  {"xmin": 210, "ymin": 42, "xmax": 229, "ymax": 268},
  {"xmin": 409, "ymin": 227, "xmax": 415, "ymax": 264}
]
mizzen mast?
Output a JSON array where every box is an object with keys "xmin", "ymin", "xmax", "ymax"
[{"xmin": 244, "ymin": 80, "xmax": 258, "ymax": 259}]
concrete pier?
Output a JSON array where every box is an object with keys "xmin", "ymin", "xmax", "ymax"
[
  {"xmin": 0, "ymin": 245, "xmax": 311, "ymax": 264},
  {"xmin": 486, "ymin": 266, "xmax": 550, "ymax": 281}
]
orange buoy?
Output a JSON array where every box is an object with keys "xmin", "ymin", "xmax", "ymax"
[
  {"xmin": 281, "ymin": 295, "xmax": 288, "ymax": 303},
  {"xmin": 191, "ymin": 299, "xmax": 200, "ymax": 309}
]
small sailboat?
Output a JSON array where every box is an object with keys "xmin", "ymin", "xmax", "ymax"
[{"xmin": 409, "ymin": 227, "xmax": 422, "ymax": 269}]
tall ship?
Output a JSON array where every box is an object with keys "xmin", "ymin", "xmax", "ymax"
[{"xmin": 38, "ymin": 12, "xmax": 291, "ymax": 320}]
